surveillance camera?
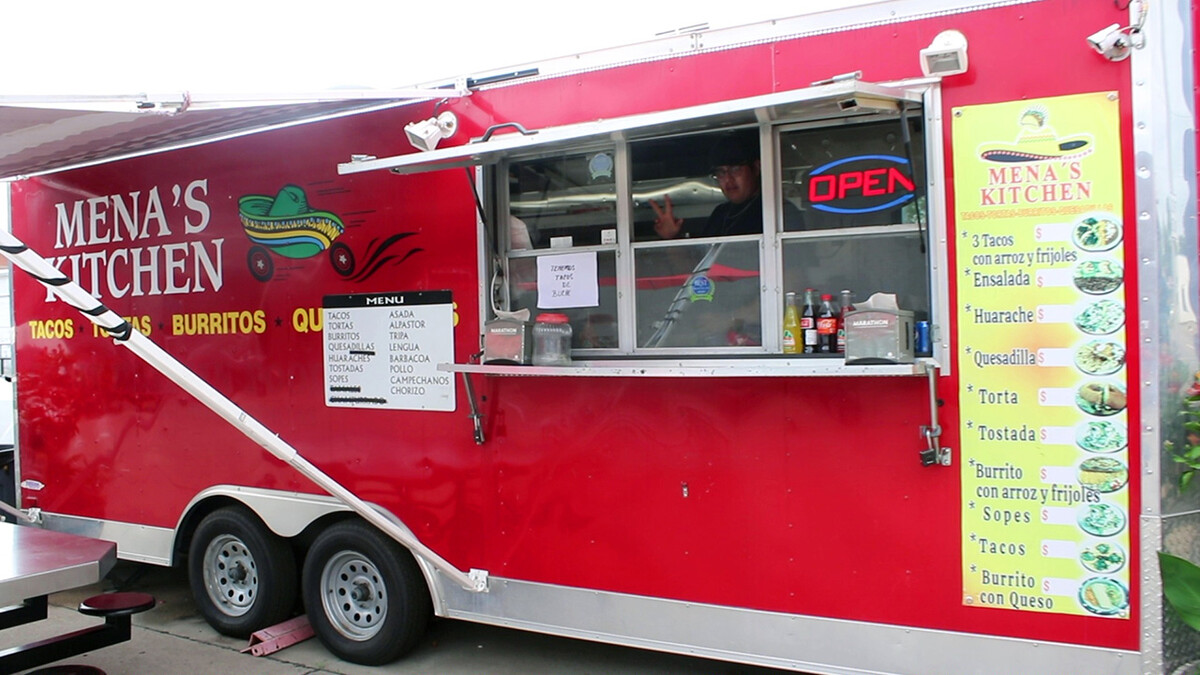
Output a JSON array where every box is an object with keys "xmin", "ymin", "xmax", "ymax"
[
  {"xmin": 1087, "ymin": 23, "xmax": 1131, "ymax": 61},
  {"xmin": 404, "ymin": 111, "xmax": 459, "ymax": 152}
]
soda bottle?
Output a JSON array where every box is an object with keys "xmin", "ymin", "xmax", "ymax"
[
  {"xmin": 817, "ymin": 294, "xmax": 838, "ymax": 353},
  {"xmin": 782, "ymin": 292, "xmax": 801, "ymax": 354},
  {"xmin": 836, "ymin": 289, "xmax": 855, "ymax": 353},
  {"xmin": 801, "ymin": 288, "xmax": 819, "ymax": 354}
]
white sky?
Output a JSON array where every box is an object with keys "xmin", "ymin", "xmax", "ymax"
[{"xmin": 1, "ymin": 1, "xmax": 875, "ymax": 95}]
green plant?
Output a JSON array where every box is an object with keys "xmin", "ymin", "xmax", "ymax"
[
  {"xmin": 1162, "ymin": 551, "xmax": 1200, "ymax": 630},
  {"xmin": 1166, "ymin": 371, "xmax": 1200, "ymax": 490}
]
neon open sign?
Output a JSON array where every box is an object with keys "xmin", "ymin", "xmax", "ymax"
[{"xmin": 807, "ymin": 154, "xmax": 915, "ymax": 214}]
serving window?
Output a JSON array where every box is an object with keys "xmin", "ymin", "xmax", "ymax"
[
  {"xmin": 472, "ymin": 86, "xmax": 941, "ymax": 364},
  {"xmin": 778, "ymin": 118, "xmax": 931, "ymax": 324}
]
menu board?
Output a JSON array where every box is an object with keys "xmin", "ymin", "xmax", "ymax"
[
  {"xmin": 322, "ymin": 291, "xmax": 456, "ymax": 411},
  {"xmin": 953, "ymin": 93, "xmax": 1130, "ymax": 618}
]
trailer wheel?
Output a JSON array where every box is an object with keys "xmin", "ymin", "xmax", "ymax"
[
  {"xmin": 302, "ymin": 519, "xmax": 432, "ymax": 665},
  {"xmin": 188, "ymin": 506, "xmax": 297, "ymax": 638}
]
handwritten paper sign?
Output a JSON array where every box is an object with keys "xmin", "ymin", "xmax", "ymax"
[{"xmin": 537, "ymin": 251, "xmax": 599, "ymax": 309}]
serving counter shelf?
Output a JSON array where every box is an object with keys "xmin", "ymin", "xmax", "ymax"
[
  {"xmin": 442, "ymin": 358, "xmax": 948, "ymax": 463},
  {"xmin": 439, "ymin": 358, "xmax": 937, "ymax": 379}
]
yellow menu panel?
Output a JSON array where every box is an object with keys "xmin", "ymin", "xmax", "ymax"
[{"xmin": 953, "ymin": 93, "xmax": 1129, "ymax": 619}]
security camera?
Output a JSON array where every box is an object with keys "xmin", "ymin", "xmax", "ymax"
[
  {"xmin": 404, "ymin": 111, "xmax": 459, "ymax": 152},
  {"xmin": 1087, "ymin": 23, "xmax": 1131, "ymax": 61}
]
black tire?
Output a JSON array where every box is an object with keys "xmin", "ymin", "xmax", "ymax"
[
  {"xmin": 302, "ymin": 519, "xmax": 432, "ymax": 665},
  {"xmin": 188, "ymin": 506, "xmax": 298, "ymax": 638}
]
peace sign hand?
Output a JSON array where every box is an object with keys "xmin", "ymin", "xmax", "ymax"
[{"xmin": 650, "ymin": 194, "xmax": 684, "ymax": 239}]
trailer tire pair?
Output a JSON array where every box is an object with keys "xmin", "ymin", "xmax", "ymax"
[{"xmin": 188, "ymin": 507, "xmax": 431, "ymax": 665}]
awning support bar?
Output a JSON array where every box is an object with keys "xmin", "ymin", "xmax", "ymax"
[{"xmin": 0, "ymin": 231, "xmax": 487, "ymax": 593}]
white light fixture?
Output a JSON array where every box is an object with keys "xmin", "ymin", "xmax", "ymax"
[
  {"xmin": 919, "ymin": 30, "xmax": 969, "ymax": 77},
  {"xmin": 404, "ymin": 111, "xmax": 458, "ymax": 152}
]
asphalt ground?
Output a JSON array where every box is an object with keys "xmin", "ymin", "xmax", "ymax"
[{"xmin": 4, "ymin": 561, "xmax": 801, "ymax": 675}]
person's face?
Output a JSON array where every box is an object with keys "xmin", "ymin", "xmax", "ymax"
[{"xmin": 712, "ymin": 160, "xmax": 761, "ymax": 204}]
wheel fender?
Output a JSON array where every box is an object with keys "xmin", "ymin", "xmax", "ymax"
[{"xmin": 177, "ymin": 486, "xmax": 448, "ymax": 614}]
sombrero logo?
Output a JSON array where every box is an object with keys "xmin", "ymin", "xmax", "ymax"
[
  {"xmin": 806, "ymin": 155, "xmax": 915, "ymax": 214},
  {"xmin": 978, "ymin": 106, "xmax": 1093, "ymax": 164},
  {"xmin": 238, "ymin": 184, "xmax": 420, "ymax": 283}
]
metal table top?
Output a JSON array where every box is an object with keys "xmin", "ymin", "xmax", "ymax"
[{"xmin": 0, "ymin": 522, "xmax": 117, "ymax": 607}]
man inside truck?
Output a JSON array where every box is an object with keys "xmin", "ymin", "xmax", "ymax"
[
  {"xmin": 638, "ymin": 130, "xmax": 803, "ymax": 347},
  {"xmin": 648, "ymin": 131, "xmax": 803, "ymax": 238}
]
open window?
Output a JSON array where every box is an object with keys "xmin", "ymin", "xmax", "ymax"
[{"xmin": 338, "ymin": 79, "xmax": 945, "ymax": 370}]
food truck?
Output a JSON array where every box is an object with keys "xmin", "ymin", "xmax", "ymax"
[{"xmin": 2, "ymin": 0, "xmax": 1197, "ymax": 672}]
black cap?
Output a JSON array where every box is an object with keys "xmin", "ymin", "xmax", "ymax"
[{"xmin": 708, "ymin": 131, "xmax": 759, "ymax": 169}]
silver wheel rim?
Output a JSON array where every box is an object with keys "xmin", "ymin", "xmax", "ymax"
[
  {"xmin": 320, "ymin": 550, "xmax": 387, "ymax": 641},
  {"xmin": 202, "ymin": 534, "xmax": 258, "ymax": 617}
]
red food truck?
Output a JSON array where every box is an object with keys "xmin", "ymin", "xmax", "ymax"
[{"xmin": 3, "ymin": 0, "xmax": 1196, "ymax": 672}]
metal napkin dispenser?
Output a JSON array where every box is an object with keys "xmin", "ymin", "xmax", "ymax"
[
  {"xmin": 483, "ymin": 319, "xmax": 533, "ymax": 365},
  {"xmin": 844, "ymin": 308, "xmax": 914, "ymax": 364}
]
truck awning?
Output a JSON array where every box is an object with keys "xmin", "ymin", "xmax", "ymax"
[
  {"xmin": 336, "ymin": 79, "xmax": 922, "ymax": 176},
  {"xmin": 0, "ymin": 88, "xmax": 468, "ymax": 181}
]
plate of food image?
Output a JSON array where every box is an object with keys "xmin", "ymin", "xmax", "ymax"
[
  {"xmin": 1079, "ymin": 542, "xmax": 1126, "ymax": 574},
  {"xmin": 1073, "ymin": 259, "xmax": 1124, "ymax": 295},
  {"xmin": 1072, "ymin": 214, "xmax": 1123, "ymax": 252},
  {"xmin": 1076, "ymin": 382, "xmax": 1127, "ymax": 417},
  {"xmin": 1074, "ymin": 299, "xmax": 1125, "ymax": 335},
  {"xmin": 1078, "ymin": 577, "xmax": 1129, "ymax": 616},
  {"xmin": 1078, "ymin": 503, "xmax": 1126, "ymax": 537},
  {"xmin": 1075, "ymin": 420, "xmax": 1128, "ymax": 453},
  {"xmin": 1077, "ymin": 457, "xmax": 1129, "ymax": 494},
  {"xmin": 1074, "ymin": 340, "xmax": 1126, "ymax": 376}
]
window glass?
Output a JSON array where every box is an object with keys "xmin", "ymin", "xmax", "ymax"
[
  {"xmin": 635, "ymin": 241, "xmax": 761, "ymax": 348},
  {"xmin": 780, "ymin": 118, "xmax": 925, "ymax": 231},
  {"xmin": 782, "ymin": 230, "xmax": 930, "ymax": 322},
  {"xmin": 509, "ymin": 150, "xmax": 617, "ymax": 248},
  {"xmin": 631, "ymin": 131, "xmax": 788, "ymax": 241},
  {"xmin": 507, "ymin": 250, "xmax": 620, "ymax": 350}
]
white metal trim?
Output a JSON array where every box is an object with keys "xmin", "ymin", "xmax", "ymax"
[
  {"xmin": 435, "ymin": 574, "xmax": 1140, "ymax": 675},
  {"xmin": 181, "ymin": 485, "xmax": 352, "ymax": 539},
  {"xmin": 1132, "ymin": 0, "xmax": 1197, "ymax": 672},
  {"xmin": 438, "ymin": 1, "xmax": 1040, "ymax": 94},
  {"xmin": 614, "ymin": 142, "xmax": 638, "ymax": 353},
  {"xmin": 39, "ymin": 512, "xmax": 175, "ymax": 565}
]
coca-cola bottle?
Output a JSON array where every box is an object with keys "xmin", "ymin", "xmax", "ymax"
[
  {"xmin": 836, "ymin": 289, "xmax": 855, "ymax": 353},
  {"xmin": 817, "ymin": 294, "xmax": 838, "ymax": 353},
  {"xmin": 801, "ymin": 288, "xmax": 819, "ymax": 354}
]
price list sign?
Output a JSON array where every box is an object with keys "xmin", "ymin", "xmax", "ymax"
[
  {"xmin": 322, "ymin": 290, "xmax": 456, "ymax": 411},
  {"xmin": 953, "ymin": 93, "xmax": 1130, "ymax": 619}
]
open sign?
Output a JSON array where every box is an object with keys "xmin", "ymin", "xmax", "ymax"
[{"xmin": 806, "ymin": 154, "xmax": 915, "ymax": 214}]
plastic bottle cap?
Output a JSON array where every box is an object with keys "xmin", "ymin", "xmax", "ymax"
[
  {"xmin": 536, "ymin": 313, "xmax": 570, "ymax": 324},
  {"xmin": 821, "ymin": 294, "xmax": 833, "ymax": 300}
]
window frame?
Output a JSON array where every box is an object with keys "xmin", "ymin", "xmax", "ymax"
[{"xmin": 487, "ymin": 86, "xmax": 946, "ymax": 366}]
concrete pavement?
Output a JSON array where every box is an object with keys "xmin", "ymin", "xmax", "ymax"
[{"xmin": 5, "ymin": 562, "xmax": 799, "ymax": 675}]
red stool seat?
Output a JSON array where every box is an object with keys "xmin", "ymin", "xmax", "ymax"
[{"xmin": 78, "ymin": 592, "xmax": 156, "ymax": 618}]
